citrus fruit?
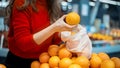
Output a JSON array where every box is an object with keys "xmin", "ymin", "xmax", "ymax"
[
  {"xmin": 58, "ymin": 47, "xmax": 72, "ymax": 59},
  {"xmin": 91, "ymin": 53, "xmax": 98, "ymax": 56},
  {"xmin": 49, "ymin": 56, "xmax": 60, "ymax": 68},
  {"xmin": 59, "ymin": 58, "xmax": 72, "ymax": 68},
  {"xmin": 0, "ymin": 64, "xmax": 6, "ymax": 68},
  {"xmin": 68, "ymin": 64, "xmax": 82, "ymax": 68},
  {"xmin": 53, "ymin": 67, "xmax": 59, "ymax": 68},
  {"xmin": 40, "ymin": 63, "xmax": 50, "ymax": 68},
  {"xmin": 71, "ymin": 57, "xmax": 77, "ymax": 63},
  {"xmin": 31, "ymin": 61, "xmax": 40, "ymax": 68},
  {"xmin": 39, "ymin": 52, "xmax": 50, "ymax": 63},
  {"xmin": 66, "ymin": 12, "xmax": 80, "ymax": 25},
  {"xmin": 98, "ymin": 52, "xmax": 110, "ymax": 61},
  {"xmin": 48, "ymin": 45, "xmax": 59, "ymax": 56},
  {"xmin": 90, "ymin": 53, "xmax": 102, "ymax": 68},
  {"xmin": 59, "ymin": 43, "xmax": 65, "ymax": 49},
  {"xmin": 100, "ymin": 59, "xmax": 115, "ymax": 68},
  {"xmin": 74, "ymin": 56, "xmax": 90, "ymax": 68},
  {"xmin": 111, "ymin": 57, "xmax": 120, "ymax": 68},
  {"xmin": 71, "ymin": 31, "xmax": 76, "ymax": 35}
]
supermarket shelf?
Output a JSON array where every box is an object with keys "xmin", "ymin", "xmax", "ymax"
[
  {"xmin": 92, "ymin": 45, "xmax": 120, "ymax": 53},
  {"xmin": 92, "ymin": 40, "xmax": 120, "ymax": 44},
  {"xmin": 0, "ymin": 48, "xmax": 9, "ymax": 57},
  {"xmin": 92, "ymin": 40, "xmax": 120, "ymax": 53}
]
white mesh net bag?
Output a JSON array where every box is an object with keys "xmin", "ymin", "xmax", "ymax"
[{"xmin": 61, "ymin": 25, "xmax": 92, "ymax": 58}]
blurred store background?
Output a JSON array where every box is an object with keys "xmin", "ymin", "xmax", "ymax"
[{"xmin": 0, "ymin": 0, "xmax": 120, "ymax": 64}]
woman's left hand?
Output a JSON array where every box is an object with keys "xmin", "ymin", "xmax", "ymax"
[{"xmin": 53, "ymin": 15, "xmax": 78, "ymax": 32}]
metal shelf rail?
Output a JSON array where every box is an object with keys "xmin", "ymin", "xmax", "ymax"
[
  {"xmin": 92, "ymin": 40, "xmax": 120, "ymax": 53},
  {"xmin": 92, "ymin": 44, "xmax": 120, "ymax": 53}
]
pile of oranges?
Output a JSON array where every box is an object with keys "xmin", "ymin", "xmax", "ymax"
[
  {"xmin": 89, "ymin": 33, "xmax": 113, "ymax": 41},
  {"xmin": 31, "ymin": 44, "xmax": 120, "ymax": 68}
]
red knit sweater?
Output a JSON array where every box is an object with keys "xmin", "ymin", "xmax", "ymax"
[{"xmin": 8, "ymin": 0, "xmax": 61, "ymax": 59}]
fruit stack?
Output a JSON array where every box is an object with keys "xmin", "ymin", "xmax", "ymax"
[
  {"xmin": 30, "ymin": 44, "xmax": 120, "ymax": 68},
  {"xmin": 89, "ymin": 33, "xmax": 113, "ymax": 41}
]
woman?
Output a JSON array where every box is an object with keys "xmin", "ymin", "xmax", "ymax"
[{"xmin": 5, "ymin": 0, "xmax": 77, "ymax": 68}]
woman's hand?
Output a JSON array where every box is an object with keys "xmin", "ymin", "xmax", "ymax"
[
  {"xmin": 53, "ymin": 15, "xmax": 78, "ymax": 32},
  {"xmin": 33, "ymin": 15, "xmax": 78, "ymax": 45}
]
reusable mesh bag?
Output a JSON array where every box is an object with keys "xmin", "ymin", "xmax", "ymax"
[{"xmin": 61, "ymin": 25, "xmax": 92, "ymax": 58}]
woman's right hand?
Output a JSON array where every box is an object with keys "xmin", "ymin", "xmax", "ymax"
[{"xmin": 53, "ymin": 15, "xmax": 78, "ymax": 32}]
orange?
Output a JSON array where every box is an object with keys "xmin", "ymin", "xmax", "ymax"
[
  {"xmin": 39, "ymin": 52, "xmax": 50, "ymax": 63},
  {"xmin": 59, "ymin": 58, "xmax": 72, "ymax": 68},
  {"xmin": 98, "ymin": 52, "xmax": 110, "ymax": 61},
  {"xmin": 66, "ymin": 12, "xmax": 80, "ymax": 25},
  {"xmin": 111, "ymin": 57, "xmax": 120, "ymax": 68},
  {"xmin": 39, "ymin": 52, "xmax": 48, "ymax": 55},
  {"xmin": 58, "ymin": 47, "xmax": 72, "ymax": 59},
  {"xmin": 48, "ymin": 45, "xmax": 59, "ymax": 56},
  {"xmin": 90, "ymin": 53, "xmax": 102, "ymax": 68},
  {"xmin": 40, "ymin": 63, "xmax": 50, "ymax": 68},
  {"xmin": 59, "ymin": 43, "xmax": 65, "ymax": 49},
  {"xmin": 53, "ymin": 67, "xmax": 59, "ymax": 68},
  {"xmin": 71, "ymin": 57, "xmax": 77, "ymax": 64},
  {"xmin": 100, "ymin": 59, "xmax": 115, "ymax": 68},
  {"xmin": 0, "ymin": 64, "xmax": 6, "ymax": 68},
  {"xmin": 92, "ymin": 33, "xmax": 98, "ymax": 40},
  {"xmin": 91, "ymin": 53, "xmax": 98, "ymax": 57},
  {"xmin": 31, "ymin": 61, "xmax": 40, "ymax": 68},
  {"xmin": 49, "ymin": 56, "xmax": 60, "ymax": 68},
  {"xmin": 48, "ymin": 44, "xmax": 59, "ymax": 49},
  {"xmin": 68, "ymin": 64, "xmax": 82, "ymax": 68},
  {"xmin": 71, "ymin": 31, "xmax": 76, "ymax": 35},
  {"xmin": 74, "ymin": 56, "xmax": 90, "ymax": 68}
]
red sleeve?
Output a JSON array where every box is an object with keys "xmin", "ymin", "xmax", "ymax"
[
  {"xmin": 11, "ymin": 2, "xmax": 39, "ymax": 53},
  {"xmin": 52, "ymin": 32, "xmax": 62, "ymax": 45}
]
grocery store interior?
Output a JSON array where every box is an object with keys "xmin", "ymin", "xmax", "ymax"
[{"xmin": 0, "ymin": 0, "xmax": 120, "ymax": 64}]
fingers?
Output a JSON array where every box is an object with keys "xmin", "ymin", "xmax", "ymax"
[
  {"xmin": 65, "ymin": 23, "xmax": 78, "ymax": 29},
  {"xmin": 56, "ymin": 15, "xmax": 79, "ymax": 32},
  {"xmin": 61, "ymin": 15, "xmax": 67, "ymax": 19},
  {"xmin": 64, "ymin": 25, "xmax": 78, "ymax": 31},
  {"xmin": 61, "ymin": 15, "xmax": 78, "ymax": 27}
]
